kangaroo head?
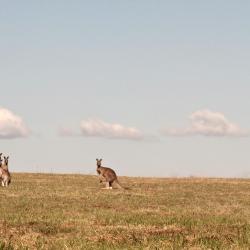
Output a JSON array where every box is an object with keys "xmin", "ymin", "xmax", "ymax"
[
  {"xmin": 96, "ymin": 158, "xmax": 102, "ymax": 168},
  {"xmin": 4, "ymin": 156, "xmax": 9, "ymax": 166}
]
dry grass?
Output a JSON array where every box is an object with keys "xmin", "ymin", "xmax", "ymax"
[{"xmin": 0, "ymin": 173, "xmax": 249, "ymax": 249}]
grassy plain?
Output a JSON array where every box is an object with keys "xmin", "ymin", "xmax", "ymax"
[{"xmin": 0, "ymin": 173, "xmax": 249, "ymax": 249}]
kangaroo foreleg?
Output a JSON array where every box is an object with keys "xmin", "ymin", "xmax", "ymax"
[{"xmin": 98, "ymin": 174, "xmax": 105, "ymax": 183}]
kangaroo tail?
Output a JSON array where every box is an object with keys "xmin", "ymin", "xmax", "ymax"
[
  {"xmin": 114, "ymin": 179, "xmax": 131, "ymax": 190},
  {"xmin": 114, "ymin": 179, "xmax": 124, "ymax": 189}
]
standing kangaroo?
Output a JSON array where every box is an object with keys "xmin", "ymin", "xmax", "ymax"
[
  {"xmin": 0, "ymin": 156, "xmax": 11, "ymax": 187},
  {"xmin": 0, "ymin": 153, "xmax": 2, "ymax": 167},
  {"xmin": 96, "ymin": 159, "xmax": 123, "ymax": 189}
]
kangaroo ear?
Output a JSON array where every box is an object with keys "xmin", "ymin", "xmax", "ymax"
[
  {"xmin": 7, "ymin": 156, "xmax": 9, "ymax": 160},
  {"xmin": 100, "ymin": 158, "xmax": 102, "ymax": 161},
  {"xmin": 96, "ymin": 158, "xmax": 99, "ymax": 161}
]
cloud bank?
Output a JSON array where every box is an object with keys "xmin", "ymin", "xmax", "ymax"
[
  {"xmin": 80, "ymin": 118, "xmax": 143, "ymax": 140},
  {"xmin": 162, "ymin": 110, "xmax": 248, "ymax": 137},
  {"xmin": 0, "ymin": 108, "xmax": 30, "ymax": 139}
]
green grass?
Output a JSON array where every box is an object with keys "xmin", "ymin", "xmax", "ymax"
[{"xmin": 0, "ymin": 174, "xmax": 249, "ymax": 249}]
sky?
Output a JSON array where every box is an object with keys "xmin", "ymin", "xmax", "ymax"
[{"xmin": 1, "ymin": 1, "xmax": 250, "ymax": 177}]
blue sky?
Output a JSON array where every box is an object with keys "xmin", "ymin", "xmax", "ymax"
[{"xmin": 1, "ymin": 1, "xmax": 250, "ymax": 177}]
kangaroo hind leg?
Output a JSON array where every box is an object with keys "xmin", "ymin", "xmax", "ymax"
[{"xmin": 101, "ymin": 182, "xmax": 110, "ymax": 190}]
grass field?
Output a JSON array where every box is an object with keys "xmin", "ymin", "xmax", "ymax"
[{"xmin": 0, "ymin": 173, "xmax": 249, "ymax": 249}]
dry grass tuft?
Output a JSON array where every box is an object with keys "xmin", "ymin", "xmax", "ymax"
[{"xmin": 0, "ymin": 173, "xmax": 249, "ymax": 249}]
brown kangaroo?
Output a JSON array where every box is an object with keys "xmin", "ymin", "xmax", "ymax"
[
  {"xmin": 0, "ymin": 153, "xmax": 2, "ymax": 166},
  {"xmin": 96, "ymin": 158, "xmax": 123, "ymax": 189},
  {"xmin": 0, "ymin": 155, "xmax": 11, "ymax": 187}
]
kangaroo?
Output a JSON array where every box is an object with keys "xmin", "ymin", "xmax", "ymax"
[
  {"xmin": 96, "ymin": 158, "xmax": 123, "ymax": 189},
  {"xmin": 0, "ymin": 153, "xmax": 2, "ymax": 166},
  {"xmin": 0, "ymin": 153, "xmax": 3, "ymax": 181},
  {"xmin": 0, "ymin": 156, "xmax": 11, "ymax": 187}
]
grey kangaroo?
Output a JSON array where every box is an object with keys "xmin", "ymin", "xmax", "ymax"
[
  {"xmin": 0, "ymin": 153, "xmax": 2, "ymax": 166},
  {"xmin": 96, "ymin": 158, "xmax": 123, "ymax": 189},
  {"xmin": 0, "ymin": 155, "xmax": 11, "ymax": 187}
]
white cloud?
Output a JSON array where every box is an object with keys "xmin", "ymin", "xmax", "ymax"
[
  {"xmin": 80, "ymin": 118, "xmax": 143, "ymax": 140},
  {"xmin": 0, "ymin": 107, "xmax": 30, "ymax": 139},
  {"xmin": 162, "ymin": 110, "xmax": 248, "ymax": 137}
]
